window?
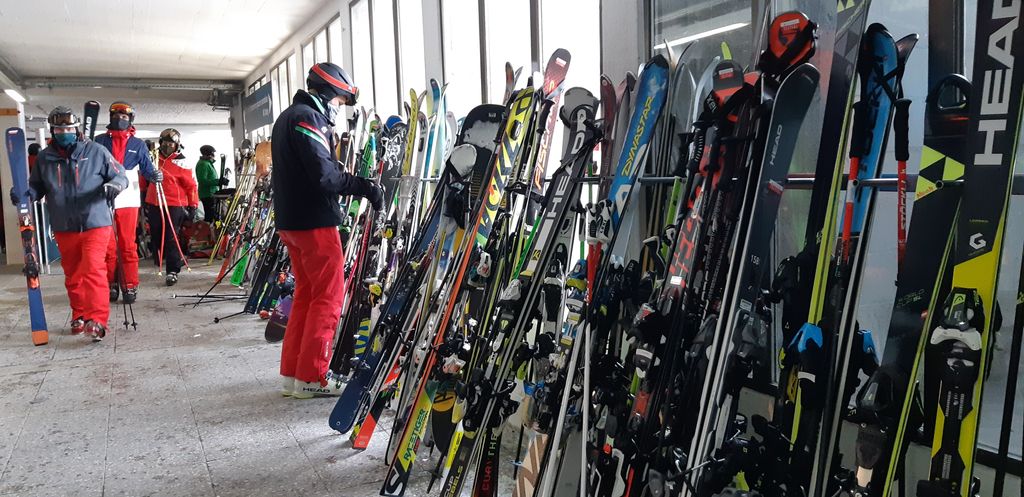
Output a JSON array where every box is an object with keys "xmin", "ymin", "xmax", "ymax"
[
  {"xmin": 398, "ymin": 0, "xmax": 426, "ymax": 94},
  {"xmin": 484, "ymin": 0, "xmax": 531, "ymax": 104},
  {"xmin": 372, "ymin": 0, "xmax": 399, "ymax": 115},
  {"xmin": 270, "ymin": 65, "xmax": 281, "ymax": 119},
  {"xmin": 328, "ymin": 16, "xmax": 344, "ymax": 65},
  {"xmin": 272, "ymin": 58, "xmax": 291, "ymax": 118},
  {"xmin": 441, "ymin": 0, "xmax": 482, "ymax": 118},
  {"xmin": 302, "ymin": 42, "xmax": 315, "ymax": 74},
  {"xmin": 351, "ymin": 0, "xmax": 376, "ymax": 113},
  {"xmin": 541, "ymin": 0, "xmax": 600, "ymax": 176},
  {"xmin": 315, "ymin": 30, "xmax": 329, "ymax": 64},
  {"xmin": 288, "ymin": 52, "xmax": 299, "ymax": 92}
]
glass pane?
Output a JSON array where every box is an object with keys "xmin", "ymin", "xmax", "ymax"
[
  {"xmin": 441, "ymin": 0, "xmax": 482, "ymax": 118},
  {"xmin": 351, "ymin": 0, "xmax": 376, "ymax": 112},
  {"xmin": 541, "ymin": 0, "xmax": 600, "ymax": 176},
  {"xmin": 399, "ymin": 0, "xmax": 426, "ymax": 93},
  {"xmin": 315, "ymin": 30, "xmax": 329, "ymax": 64},
  {"xmin": 302, "ymin": 42, "xmax": 315, "ymax": 74},
  {"xmin": 484, "ymin": 0, "xmax": 530, "ymax": 104},
  {"xmin": 328, "ymin": 17, "xmax": 344, "ymax": 65},
  {"xmin": 372, "ymin": 0, "xmax": 399, "ymax": 116},
  {"xmin": 270, "ymin": 65, "xmax": 281, "ymax": 119},
  {"xmin": 277, "ymin": 64, "xmax": 289, "ymax": 116},
  {"xmin": 288, "ymin": 52, "xmax": 298, "ymax": 95}
]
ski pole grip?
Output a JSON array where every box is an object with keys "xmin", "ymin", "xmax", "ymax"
[{"xmin": 894, "ymin": 99, "xmax": 911, "ymax": 162}]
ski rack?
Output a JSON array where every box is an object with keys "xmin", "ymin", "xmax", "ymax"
[{"xmin": 417, "ymin": 172, "xmax": 1024, "ymax": 193}]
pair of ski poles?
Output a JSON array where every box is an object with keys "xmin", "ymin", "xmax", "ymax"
[{"xmin": 153, "ymin": 182, "xmax": 191, "ymax": 276}]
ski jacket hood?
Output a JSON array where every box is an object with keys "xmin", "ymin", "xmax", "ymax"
[
  {"xmin": 271, "ymin": 90, "xmax": 377, "ymax": 231},
  {"xmin": 29, "ymin": 140, "xmax": 128, "ymax": 232}
]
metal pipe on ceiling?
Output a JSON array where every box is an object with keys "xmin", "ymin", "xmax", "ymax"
[{"xmin": 22, "ymin": 78, "xmax": 242, "ymax": 91}]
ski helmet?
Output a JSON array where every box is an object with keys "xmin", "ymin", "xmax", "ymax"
[
  {"xmin": 109, "ymin": 101, "xmax": 135, "ymax": 123},
  {"xmin": 47, "ymin": 106, "xmax": 81, "ymax": 128},
  {"xmin": 159, "ymin": 128, "xmax": 181, "ymax": 144},
  {"xmin": 307, "ymin": 62, "xmax": 358, "ymax": 105},
  {"xmin": 200, "ymin": 145, "xmax": 216, "ymax": 157}
]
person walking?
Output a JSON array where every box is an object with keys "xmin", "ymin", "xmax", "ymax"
[
  {"xmin": 94, "ymin": 101, "xmax": 163, "ymax": 303},
  {"xmin": 10, "ymin": 107, "xmax": 127, "ymax": 341},
  {"xmin": 144, "ymin": 128, "xmax": 198, "ymax": 286},
  {"xmin": 272, "ymin": 62, "xmax": 383, "ymax": 398}
]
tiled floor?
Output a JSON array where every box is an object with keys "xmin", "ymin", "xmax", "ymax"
[{"xmin": 0, "ymin": 263, "xmax": 467, "ymax": 497}]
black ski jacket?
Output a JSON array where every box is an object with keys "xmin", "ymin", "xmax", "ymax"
[{"xmin": 271, "ymin": 90, "xmax": 375, "ymax": 230}]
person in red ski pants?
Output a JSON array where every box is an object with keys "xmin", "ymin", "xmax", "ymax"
[
  {"xmin": 95, "ymin": 101, "xmax": 163, "ymax": 303},
  {"xmin": 272, "ymin": 62, "xmax": 383, "ymax": 398},
  {"xmin": 11, "ymin": 107, "xmax": 128, "ymax": 341}
]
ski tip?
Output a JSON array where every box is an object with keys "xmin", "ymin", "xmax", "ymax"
[{"xmin": 32, "ymin": 330, "xmax": 48, "ymax": 346}]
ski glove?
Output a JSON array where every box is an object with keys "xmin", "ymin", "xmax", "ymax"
[
  {"xmin": 103, "ymin": 183, "xmax": 122, "ymax": 202},
  {"xmin": 367, "ymin": 183, "xmax": 384, "ymax": 212},
  {"xmin": 186, "ymin": 206, "xmax": 197, "ymax": 222},
  {"xmin": 150, "ymin": 169, "xmax": 164, "ymax": 183},
  {"xmin": 218, "ymin": 177, "xmax": 230, "ymax": 186},
  {"xmin": 9, "ymin": 187, "xmax": 33, "ymax": 206}
]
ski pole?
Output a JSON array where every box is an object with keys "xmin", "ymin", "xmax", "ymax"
[{"xmin": 156, "ymin": 183, "xmax": 191, "ymax": 273}]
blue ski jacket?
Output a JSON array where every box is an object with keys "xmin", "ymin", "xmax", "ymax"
[
  {"xmin": 271, "ymin": 90, "xmax": 377, "ymax": 230},
  {"xmin": 29, "ymin": 140, "xmax": 128, "ymax": 232},
  {"xmin": 93, "ymin": 133, "xmax": 159, "ymax": 180}
]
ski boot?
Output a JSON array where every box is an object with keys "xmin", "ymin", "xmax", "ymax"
[
  {"xmin": 292, "ymin": 373, "xmax": 345, "ymax": 399},
  {"xmin": 165, "ymin": 272, "xmax": 178, "ymax": 286},
  {"xmin": 70, "ymin": 317, "xmax": 86, "ymax": 336},
  {"xmin": 280, "ymin": 376, "xmax": 296, "ymax": 397},
  {"xmin": 109, "ymin": 285, "xmax": 120, "ymax": 302},
  {"xmin": 84, "ymin": 321, "xmax": 108, "ymax": 342},
  {"xmin": 123, "ymin": 287, "xmax": 138, "ymax": 304}
]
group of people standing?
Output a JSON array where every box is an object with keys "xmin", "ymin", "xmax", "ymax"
[
  {"xmin": 9, "ymin": 102, "xmax": 227, "ymax": 340},
  {"xmin": 10, "ymin": 61, "xmax": 384, "ymax": 401}
]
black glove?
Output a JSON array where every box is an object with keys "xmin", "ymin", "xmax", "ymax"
[
  {"xmin": 103, "ymin": 183, "xmax": 121, "ymax": 202},
  {"xmin": 150, "ymin": 169, "xmax": 164, "ymax": 183},
  {"xmin": 218, "ymin": 177, "xmax": 230, "ymax": 186},
  {"xmin": 367, "ymin": 183, "xmax": 384, "ymax": 212},
  {"xmin": 9, "ymin": 187, "xmax": 29, "ymax": 206},
  {"xmin": 186, "ymin": 206, "xmax": 197, "ymax": 222}
]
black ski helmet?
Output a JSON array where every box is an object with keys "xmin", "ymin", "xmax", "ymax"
[
  {"xmin": 307, "ymin": 62, "xmax": 358, "ymax": 105},
  {"xmin": 200, "ymin": 145, "xmax": 216, "ymax": 157},
  {"xmin": 47, "ymin": 106, "xmax": 81, "ymax": 129},
  {"xmin": 159, "ymin": 128, "xmax": 181, "ymax": 145},
  {"xmin": 109, "ymin": 101, "xmax": 136, "ymax": 123}
]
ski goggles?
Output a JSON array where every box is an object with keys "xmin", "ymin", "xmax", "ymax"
[
  {"xmin": 110, "ymin": 102, "xmax": 135, "ymax": 115},
  {"xmin": 48, "ymin": 113, "xmax": 80, "ymax": 127}
]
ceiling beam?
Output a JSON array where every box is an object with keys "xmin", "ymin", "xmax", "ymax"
[{"xmin": 23, "ymin": 78, "xmax": 243, "ymax": 92}]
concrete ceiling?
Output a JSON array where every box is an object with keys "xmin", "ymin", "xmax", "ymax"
[
  {"xmin": 0, "ymin": 0, "xmax": 330, "ymax": 80},
  {"xmin": 0, "ymin": 0, "xmax": 332, "ymax": 127}
]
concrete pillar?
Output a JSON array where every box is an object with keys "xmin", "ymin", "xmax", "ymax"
[{"xmin": 0, "ymin": 92, "xmax": 26, "ymax": 265}]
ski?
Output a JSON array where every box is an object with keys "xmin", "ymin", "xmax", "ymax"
[
  {"xmin": 84, "ymin": 100, "xmax": 100, "ymax": 140},
  {"xmin": 5, "ymin": 127, "xmax": 48, "ymax": 346},
  {"xmin": 917, "ymin": 0, "xmax": 1024, "ymax": 493}
]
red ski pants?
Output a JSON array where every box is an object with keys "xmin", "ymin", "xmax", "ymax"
[
  {"xmin": 278, "ymin": 227, "xmax": 346, "ymax": 384},
  {"xmin": 105, "ymin": 207, "xmax": 140, "ymax": 288},
  {"xmin": 55, "ymin": 226, "xmax": 112, "ymax": 326}
]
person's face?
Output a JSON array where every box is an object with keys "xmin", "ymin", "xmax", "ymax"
[
  {"xmin": 331, "ymin": 95, "xmax": 349, "ymax": 107},
  {"xmin": 112, "ymin": 112, "xmax": 131, "ymax": 122},
  {"xmin": 53, "ymin": 126, "xmax": 77, "ymax": 135}
]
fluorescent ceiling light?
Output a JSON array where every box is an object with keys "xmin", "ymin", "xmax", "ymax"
[
  {"xmin": 4, "ymin": 89, "xmax": 25, "ymax": 103},
  {"xmin": 654, "ymin": 22, "xmax": 750, "ymax": 50}
]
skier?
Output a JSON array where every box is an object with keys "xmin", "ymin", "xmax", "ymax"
[
  {"xmin": 144, "ymin": 128, "xmax": 198, "ymax": 286},
  {"xmin": 94, "ymin": 101, "xmax": 163, "ymax": 304},
  {"xmin": 196, "ymin": 144, "xmax": 227, "ymax": 222},
  {"xmin": 8, "ymin": 107, "xmax": 128, "ymax": 340},
  {"xmin": 272, "ymin": 62, "xmax": 383, "ymax": 398}
]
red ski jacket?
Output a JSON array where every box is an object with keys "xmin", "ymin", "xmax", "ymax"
[{"xmin": 145, "ymin": 152, "xmax": 198, "ymax": 208}]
